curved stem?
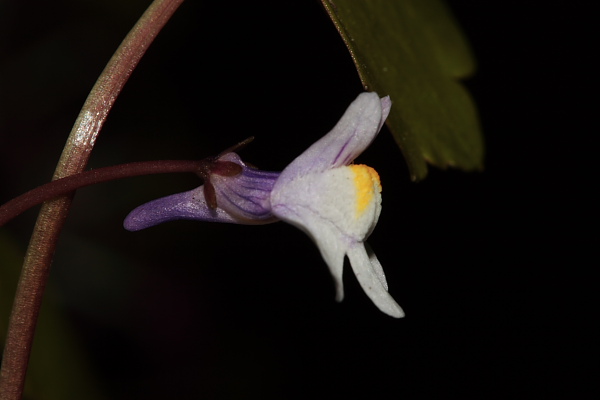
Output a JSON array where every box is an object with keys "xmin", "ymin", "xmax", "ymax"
[
  {"xmin": 0, "ymin": 1, "xmax": 185, "ymax": 399},
  {"xmin": 0, "ymin": 160, "xmax": 206, "ymax": 227}
]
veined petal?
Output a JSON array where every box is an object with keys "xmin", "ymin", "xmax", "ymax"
[
  {"xmin": 124, "ymin": 153, "xmax": 280, "ymax": 231},
  {"xmin": 347, "ymin": 245, "xmax": 404, "ymax": 318},
  {"xmin": 276, "ymin": 92, "xmax": 391, "ymax": 187},
  {"xmin": 123, "ymin": 186, "xmax": 239, "ymax": 231},
  {"xmin": 211, "ymin": 153, "xmax": 280, "ymax": 223}
]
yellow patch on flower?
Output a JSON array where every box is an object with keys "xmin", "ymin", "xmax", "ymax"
[{"xmin": 349, "ymin": 164, "xmax": 381, "ymax": 217}]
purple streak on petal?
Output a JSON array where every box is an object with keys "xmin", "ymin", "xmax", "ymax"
[
  {"xmin": 332, "ymin": 140, "xmax": 350, "ymax": 165},
  {"xmin": 124, "ymin": 152, "xmax": 281, "ymax": 231},
  {"xmin": 209, "ymin": 152, "xmax": 280, "ymax": 223},
  {"xmin": 275, "ymin": 93, "xmax": 390, "ymax": 188},
  {"xmin": 123, "ymin": 186, "xmax": 240, "ymax": 231},
  {"xmin": 239, "ymin": 167, "xmax": 281, "ymax": 183},
  {"xmin": 215, "ymin": 181, "xmax": 275, "ymax": 221}
]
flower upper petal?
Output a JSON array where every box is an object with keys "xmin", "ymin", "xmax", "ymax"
[{"xmin": 275, "ymin": 92, "xmax": 391, "ymax": 187}]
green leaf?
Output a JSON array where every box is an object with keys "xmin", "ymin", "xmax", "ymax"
[{"xmin": 321, "ymin": 0, "xmax": 484, "ymax": 180}]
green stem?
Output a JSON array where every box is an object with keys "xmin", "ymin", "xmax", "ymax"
[{"xmin": 0, "ymin": 1, "xmax": 185, "ymax": 399}]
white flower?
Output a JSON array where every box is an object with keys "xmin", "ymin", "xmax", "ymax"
[
  {"xmin": 270, "ymin": 92, "xmax": 404, "ymax": 318},
  {"xmin": 124, "ymin": 92, "xmax": 404, "ymax": 317}
]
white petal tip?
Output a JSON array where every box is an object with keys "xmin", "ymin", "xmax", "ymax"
[
  {"xmin": 334, "ymin": 286, "xmax": 345, "ymax": 303},
  {"xmin": 373, "ymin": 295, "xmax": 405, "ymax": 318},
  {"xmin": 387, "ymin": 306, "xmax": 405, "ymax": 319}
]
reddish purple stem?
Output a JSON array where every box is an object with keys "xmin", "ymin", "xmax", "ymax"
[{"xmin": 0, "ymin": 160, "xmax": 207, "ymax": 227}]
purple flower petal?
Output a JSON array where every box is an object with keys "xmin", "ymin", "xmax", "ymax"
[
  {"xmin": 123, "ymin": 186, "xmax": 239, "ymax": 231},
  {"xmin": 211, "ymin": 153, "xmax": 280, "ymax": 223},
  {"xmin": 124, "ymin": 153, "xmax": 280, "ymax": 231}
]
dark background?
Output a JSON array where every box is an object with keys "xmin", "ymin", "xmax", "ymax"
[{"xmin": 0, "ymin": 1, "xmax": 594, "ymax": 399}]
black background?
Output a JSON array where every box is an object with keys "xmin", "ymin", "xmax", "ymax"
[{"xmin": 0, "ymin": 1, "xmax": 594, "ymax": 399}]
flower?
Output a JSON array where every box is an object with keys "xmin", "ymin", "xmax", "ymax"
[{"xmin": 124, "ymin": 92, "xmax": 404, "ymax": 318}]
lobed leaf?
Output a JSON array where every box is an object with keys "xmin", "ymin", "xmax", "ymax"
[{"xmin": 321, "ymin": 0, "xmax": 484, "ymax": 180}]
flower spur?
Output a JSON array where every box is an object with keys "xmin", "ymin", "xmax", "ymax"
[{"xmin": 124, "ymin": 92, "xmax": 404, "ymax": 318}]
